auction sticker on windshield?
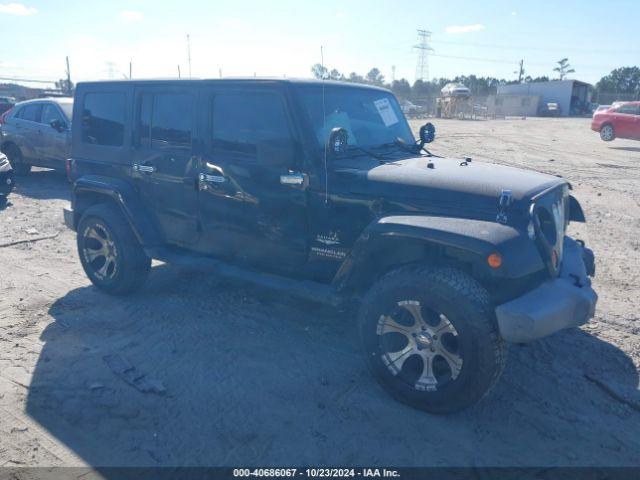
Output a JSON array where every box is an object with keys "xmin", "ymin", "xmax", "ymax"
[{"xmin": 374, "ymin": 98, "xmax": 399, "ymax": 127}]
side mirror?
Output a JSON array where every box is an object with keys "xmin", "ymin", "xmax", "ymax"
[
  {"xmin": 327, "ymin": 127, "xmax": 348, "ymax": 155},
  {"xmin": 256, "ymin": 139, "xmax": 296, "ymax": 166},
  {"xmin": 419, "ymin": 122, "xmax": 435, "ymax": 145},
  {"xmin": 50, "ymin": 119, "xmax": 67, "ymax": 132}
]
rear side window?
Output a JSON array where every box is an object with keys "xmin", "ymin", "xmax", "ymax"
[
  {"xmin": 20, "ymin": 104, "xmax": 42, "ymax": 122},
  {"xmin": 212, "ymin": 92, "xmax": 291, "ymax": 154},
  {"xmin": 138, "ymin": 92, "xmax": 192, "ymax": 148},
  {"xmin": 81, "ymin": 92, "xmax": 126, "ymax": 147}
]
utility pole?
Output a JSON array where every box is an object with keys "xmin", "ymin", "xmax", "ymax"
[
  {"xmin": 65, "ymin": 56, "xmax": 72, "ymax": 95},
  {"xmin": 413, "ymin": 29, "xmax": 434, "ymax": 82},
  {"xmin": 391, "ymin": 65, "xmax": 396, "ymax": 83},
  {"xmin": 516, "ymin": 59, "xmax": 525, "ymax": 83},
  {"xmin": 186, "ymin": 34, "xmax": 192, "ymax": 78},
  {"xmin": 129, "ymin": 60, "xmax": 132, "ymax": 79},
  {"xmin": 178, "ymin": 65, "xmax": 181, "ymax": 79}
]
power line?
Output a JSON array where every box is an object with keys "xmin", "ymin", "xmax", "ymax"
[
  {"xmin": 0, "ymin": 76, "xmax": 56, "ymax": 84},
  {"xmin": 430, "ymin": 39, "xmax": 640, "ymax": 55},
  {"xmin": 413, "ymin": 29, "xmax": 433, "ymax": 82}
]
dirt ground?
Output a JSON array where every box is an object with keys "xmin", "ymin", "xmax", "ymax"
[{"xmin": 0, "ymin": 117, "xmax": 639, "ymax": 469}]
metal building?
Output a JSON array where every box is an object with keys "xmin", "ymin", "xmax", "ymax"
[{"xmin": 496, "ymin": 80, "xmax": 592, "ymax": 117}]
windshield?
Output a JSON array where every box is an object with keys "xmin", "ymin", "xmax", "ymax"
[{"xmin": 295, "ymin": 85, "xmax": 414, "ymax": 149}]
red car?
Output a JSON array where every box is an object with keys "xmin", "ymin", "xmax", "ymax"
[{"xmin": 591, "ymin": 101, "xmax": 640, "ymax": 141}]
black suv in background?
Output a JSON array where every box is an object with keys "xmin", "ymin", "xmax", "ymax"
[
  {"xmin": 0, "ymin": 97, "xmax": 73, "ymax": 174},
  {"xmin": 63, "ymin": 79, "xmax": 597, "ymax": 413}
]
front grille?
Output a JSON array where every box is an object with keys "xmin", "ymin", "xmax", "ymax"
[{"xmin": 532, "ymin": 186, "xmax": 569, "ymax": 275}]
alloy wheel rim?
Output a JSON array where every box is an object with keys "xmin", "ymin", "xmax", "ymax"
[
  {"xmin": 81, "ymin": 224, "xmax": 118, "ymax": 281},
  {"xmin": 602, "ymin": 126, "xmax": 613, "ymax": 140},
  {"xmin": 377, "ymin": 300, "xmax": 463, "ymax": 392}
]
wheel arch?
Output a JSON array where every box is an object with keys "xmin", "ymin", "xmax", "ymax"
[
  {"xmin": 332, "ymin": 215, "xmax": 545, "ymax": 295},
  {"xmin": 72, "ymin": 175, "xmax": 163, "ymax": 247}
]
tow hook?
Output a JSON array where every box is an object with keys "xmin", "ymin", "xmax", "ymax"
[{"xmin": 496, "ymin": 189, "xmax": 512, "ymax": 225}]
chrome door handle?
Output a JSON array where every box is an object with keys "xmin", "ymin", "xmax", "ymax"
[
  {"xmin": 133, "ymin": 163, "xmax": 156, "ymax": 173},
  {"xmin": 280, "ymin": 172, "xmax": 306, "ymax": 186},
  {"xmin": 199, "ymin": 173, "xmax": 226, "ymax": 183}
]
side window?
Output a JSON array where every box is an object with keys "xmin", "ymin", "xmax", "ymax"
[
  {"xmin": 21, "ymin": 104, "xmax": 42, "ymax": 122},
  {"xmin": 212, "ymin": 92, "xmax": 291, "ymax": 155},
  {"xmin": 151, "ymin": 93, "xmax": 192, "ymax": 148},
  {"xmin": 616, "ymin": 104, "xmax": 639, "ymax": 115},
  {"xmin": 137, "ymin": 93, "xmax": 192, "ymax": 148},
  {"xmin": 41, "ymin": 104, "xmax": 64, "ymax": 126},
  {"xmin": 81, "ymin": 92, "xmax": 126, "ymax": 147}
]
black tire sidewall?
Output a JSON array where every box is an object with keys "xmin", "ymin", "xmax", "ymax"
[
  {"xmin": 5, "ymin": 145, "xmax": 30, "ymax": 175},
  {"xmin": 359, "ymin": 268, "xmax": 502, "ymax": 413}
]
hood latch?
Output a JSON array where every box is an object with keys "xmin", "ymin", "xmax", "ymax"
[{"xmin": 496, "ymin": 189, "xmax": 512, "ymax": 224}]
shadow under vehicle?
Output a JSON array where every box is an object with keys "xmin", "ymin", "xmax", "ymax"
[{"xmin": 62, "ymin": 78, "xmax": 597, "ymax": 414}]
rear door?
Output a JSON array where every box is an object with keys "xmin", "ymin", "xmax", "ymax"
[
  {"xmin": 197, "ymin": 84, "xmax": 309, "ymax": 271},
  {"xmin": 132, "ymin": 85, "xmax": 200, "ymax": 246},
  {"xmin": 613, "ymin": 104, "xmax": 639, "ymax": 139},
  {"xmin": 14, "ymin": 103, "xmax": 42, "ymax": 163}
]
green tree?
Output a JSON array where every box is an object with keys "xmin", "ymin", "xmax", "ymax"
[
  {"xmin": 346, "ymin": 72, "xmax": 365, "ymax": 84},
  {"xmin": 365, "ymin": 68, "xmax": 384, "ymax": 86},
  {"xmin": 311, "ymin": 63, "xmax": 328, "ymax": 80},
  {"xmin": 553, "ymin": 58, "xmax": 575, "ymax": 80},
  {"xmin": 595, "ymin": 66, "xmax": 640, "ymax": 94},
  {"xmin": 328, "ymin": 68, "xmax": 344, "ymax": 81},
  {"xmin": 390, "ymin": 78, "xmax": 411, "ymax": 99}
]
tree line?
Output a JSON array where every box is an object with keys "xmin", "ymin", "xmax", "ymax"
[{"xmin": 311, "ymin": 63, "xmax": 640, "ymax": 102}]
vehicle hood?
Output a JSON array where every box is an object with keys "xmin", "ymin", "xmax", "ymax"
[{"xmin": 333, "ymin": 155, "xmax": 566, "ymax": 220}]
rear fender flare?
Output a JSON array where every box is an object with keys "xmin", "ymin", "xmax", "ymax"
[{"xmin": 72, "ymin": 175, "xmax": 162, "ymax": 247}]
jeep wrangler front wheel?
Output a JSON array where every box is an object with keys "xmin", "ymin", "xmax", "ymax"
[
  {"xmin": 77, "ymin": 204, "xmax": 151, "ymax": 295},
  {"xmin": 359, "ymin": 265, "xmax": 506, "ymax": 413}
]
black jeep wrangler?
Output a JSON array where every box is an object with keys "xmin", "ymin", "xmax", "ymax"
[{"xmin": 64, "ymin": 79, "xmax": 597, "ymax": 413}]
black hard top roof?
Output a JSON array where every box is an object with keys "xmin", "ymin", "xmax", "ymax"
[{"xmin": 75, "ymin": 77, "xmax": 390, "ymax": 93}]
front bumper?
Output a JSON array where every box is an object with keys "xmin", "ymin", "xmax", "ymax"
[{"xmin": 495, "ymin": 237, "xmax": 597, "ymax": 343}]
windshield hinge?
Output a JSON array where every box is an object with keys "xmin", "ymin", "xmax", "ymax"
[{"xmin": 496, "ymin": 189, "xmax": 512, "ymax": 224}]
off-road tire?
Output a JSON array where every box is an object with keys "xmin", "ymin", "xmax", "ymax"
[
  {"xmin": 359, "ymin": 265, "xmax": 506, "ymax": 414},
  {"xmin": 4, "ymin": 144, "xmax": 31, "ymax": 175},
  {"xmin": 77, "ymin": 203, "xmax": 151, "ymax": 295},
  {"xmin": 600, "ymin": 124, "xmax": 615, "ymax": 142}
]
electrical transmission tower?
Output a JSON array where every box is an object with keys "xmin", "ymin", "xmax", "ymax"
[{"xmin": 413, "ymin": 30, "xmax": 434, "ymax": 82}]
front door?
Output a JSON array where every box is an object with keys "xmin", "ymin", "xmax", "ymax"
[
  {"xmin": 132, "ymin": 86, "xmax": 199, "ymax": 246},
  {"xmin": 196, "ymin": 85, "xmax": 309, "ymax": 272},
  {"xmin": 38, "ymin": 103, "xmax": 70, "ymax": 168}
]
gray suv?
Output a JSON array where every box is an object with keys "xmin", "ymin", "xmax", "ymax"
[{"xmin": 0, "ymin": 97, "xmax": 73, "ymax": 175}]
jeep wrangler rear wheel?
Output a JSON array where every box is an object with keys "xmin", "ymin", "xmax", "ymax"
[
  {"xmin": 359, "ymin": 265, "xmax": 506, "ymax": 413},
  {"xmin": 77, "ymin": 204, "xmax": 151, "ymax": 295}
]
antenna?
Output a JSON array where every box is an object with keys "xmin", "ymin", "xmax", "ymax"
[
  {"xmin": 186, "ymin": 34, "xmax": 192, "ymax": 78},
  {"xmin": 321, "ymin": 45, "xmax": 328, "ymax": 204},
  {"xmin": 413, "ymin": 29, "xmax": 434, "ymax": 82},
  {"xmin": 65, "ymin": 56, "xmax": 72, "ymax": 95}
]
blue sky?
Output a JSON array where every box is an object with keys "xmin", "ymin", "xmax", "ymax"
[{"xmin": 0, "ymin": 0, "xmax": 638, "ymax": 87}]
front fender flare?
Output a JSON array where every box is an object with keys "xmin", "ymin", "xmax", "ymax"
[
  {"xmin": 72, "ymin": 175, "xmax": 162, "ymax": 247},
  {"xmin": 333, "ymin": 215, "xmax": 545, "ymax": 290}
]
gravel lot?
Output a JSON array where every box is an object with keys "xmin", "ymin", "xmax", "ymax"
[{"xmin": 0, "ymin": 117, "xmax": 638, "ymax": 469}]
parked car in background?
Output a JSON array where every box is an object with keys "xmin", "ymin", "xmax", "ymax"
[
  {"xmin": 591, "ymin": 101, "xmax": 640, "ymax": 141},
  {"xmin": 0, "ymin": 96, "xmax": 16, "ymax": 115},
  {"xmin": 539, "ymin": 102, "xmax": 561, "ymax": 117},
  {"xmin": 0, "ymin": 97, "xmax": 73, "ymax": 174},
  {"xmin": 0, "ymin": 152, "xmax": 14, "ymax": 206}
]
